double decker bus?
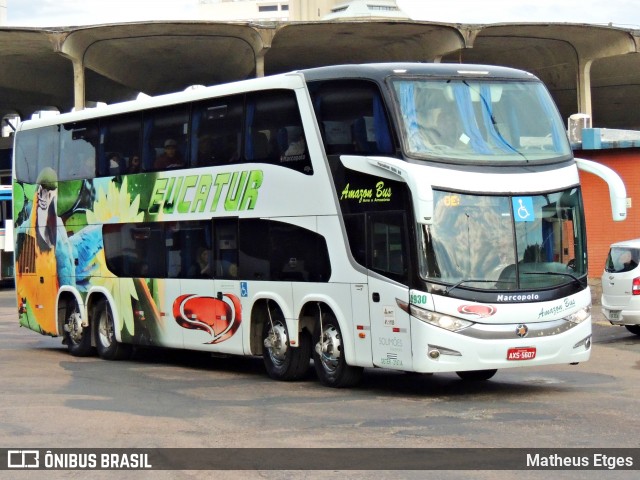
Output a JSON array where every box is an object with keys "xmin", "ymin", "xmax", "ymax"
[{"xmin": 12, "ymin": 63, "xmax": 626, "ymax": 387}]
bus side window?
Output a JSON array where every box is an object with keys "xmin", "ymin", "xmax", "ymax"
[
  {"xmin": 15, "ymin": 128, "xmax": 55, "ymax": 184},
  {"xmin": 368, "ymin": 212, "xmax": 408, "ymax": 284},
  {"xmin": 214, "ymin": 219, "xmax": 239, "ymax": 279},
  {"xmin": 59, "ymin": 120, "xmax": 99, "ymax": 181},
  {"xmin": 269, "ymin": 222, "xmax": 331, "ymax": 282},
  {"xmin": 171, "ymin": 220, "xmax": 212, "ymax": 279},
  {"xmin": 191, "ymin": 96, "xmax": 243, "ymax": 166},
  {"xmin": 310, "ymin": 80, "xmax": 395, "ymax": 158},
  {"xmin": 344, "ymin": 214, "xmax": 367, "ymax": 267},
  {"xmin": 245, "ymin": 90, "xmax": 313, "ymax": 175},
  {"xmin": 144, "ymin": 105, "xmax": 190, "ymax": 171},
  {"xmin": 99, "ymin": 113, "xmax": 142, "ymax": 176}
]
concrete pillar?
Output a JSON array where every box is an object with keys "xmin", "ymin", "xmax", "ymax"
[
  {"xmin": 577, "ymin": 57, "xmax": 593, "ymax": 119},
  {"xmin": 72, "ymin": 58, "xmax": 86, "ymax": 111},
  {"xmin": 255, "ymin": 26, "xmax": 277, "ymax": 78}
]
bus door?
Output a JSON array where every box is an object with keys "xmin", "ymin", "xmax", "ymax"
[
  {"xmin": 179, "ymin": 218, "xmax": 243, "ymax": 355},
  {"xmin": 366, "ymin": 212, "xmax": 413, "ymax": 371}
]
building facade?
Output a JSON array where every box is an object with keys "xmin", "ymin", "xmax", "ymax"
[{"xmin": 197, "ymin": 0, "xmax": 406, "ymax": 22}]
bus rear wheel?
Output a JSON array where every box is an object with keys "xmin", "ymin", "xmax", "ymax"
[
  {"xmin": 456, "ymin": 369, "xmax": 497, "ymax": 381},
  {"xmin": 313, "ymin": 312, "xmax": 363, "ymax": 388},
  {"xmin": 95, "ymin": 300, "xmax": 132, "ymax": 360},
  {"xmin": 262, "ymin": 310, "xmax": 311, "ymax": 381},
  {"xmin": 63, "ymin": 300, "xmax": 93, "ymax": 357}
]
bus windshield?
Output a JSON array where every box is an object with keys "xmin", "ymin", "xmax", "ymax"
[
  {"xmin": 392, "ymin": 78, "xmax": 571, "ymax": 163},
  {"xmin": 420, "ymin": 188, "xmax": 586, "ymax": 290}
]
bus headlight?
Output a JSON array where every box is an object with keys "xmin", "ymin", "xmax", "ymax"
[
  {"xmin": 564, "ymin": 305, "xmax": 591, "ymax": 325},
  {"xmin": 410, "ymin": 304, "xmax": 474, "ymax": 332}
]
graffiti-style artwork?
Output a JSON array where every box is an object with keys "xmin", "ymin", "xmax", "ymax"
[
  {"xmin": 173, "ymin": 294, "xmax": 242, "ymax": 344},
  {"xmin": 14, "ymin": 169, "xmax": 65, "ymax": 334},
  {"xmin": 13, "ymin": 163, "xmax": 255, "ymax": 346},
  {"xmin": 14, "ymin": 170, "xmax": 153, "ymax": 338}
]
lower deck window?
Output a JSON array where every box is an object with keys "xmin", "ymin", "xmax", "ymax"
[{"xmin": 103, "ymin": 218, "xmax": 331, "ymax": 282}]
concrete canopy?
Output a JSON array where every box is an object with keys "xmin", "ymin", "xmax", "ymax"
[
  {"xmin": 1, "ymin": 20, "xmax": 640, "ymax": 129},
  {"xmin": 442, "ymin": 23, "xmax": 640, "ymax": 127},
  {"xmin": 264, "ymin": 21, "xmax": 469, "ymax": 74},
  {"xmin": 58, "ymin": 22, "xmax": 268, "ymax": 96},
  {"xmin": 0, "ymin": 27, "xmax": 138, "ymax": 120}
]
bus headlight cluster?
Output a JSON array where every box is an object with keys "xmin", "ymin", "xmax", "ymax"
[
  {"xmin": 410, "ymin": 304, "xmax": 473, "ymax": 332},
  {"xmin": 564, "ymin": 305, "xmax": 591, "ymax": 325}
]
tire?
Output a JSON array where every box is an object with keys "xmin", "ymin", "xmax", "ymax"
[
  {"xmin": 262, "ymin": 308, "xmax": 311, "ymax": 381},
  {"xmin": 312, "ymin": 311, "xmax": 363, "ymax": 388},
  {"xmin": 456, "ymin": 369, "xmax": 498, "ymax": 381},
  {"xmin": 94, "ymin": 300, "xmax": 132, "ymax": 360},
  {"xmin": 624, "ymin": 324, "xmax": 640, "ymax": 335},
  {"xmin": 63, "ymin": 300, "xmax": 94, "ymax": 357}
]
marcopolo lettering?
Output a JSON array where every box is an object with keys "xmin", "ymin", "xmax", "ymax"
[
  {"xmin": 148, "ymin": 170, "xmax": 263, "ymax": 215},
  {"xmin": 496, "ymin": 293, "xmax": 540, "ymax": 302}
]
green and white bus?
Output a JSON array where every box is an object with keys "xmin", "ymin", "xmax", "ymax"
[{"xmin": 12, "ymin": 63, "xmax": 626, "ymax": 387}]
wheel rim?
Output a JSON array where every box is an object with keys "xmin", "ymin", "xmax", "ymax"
[
  {"xmin": 265, "ymin": 322, "xmax": 289, "ymax": 366},
  {"xmin": 65, "ymin": 311, "xmax": 84, "ymax": 345},
  {"xmin": 318, "ymin": 324, "xmax": 341, "ymax": 373},
  {"xmin": 97, "ymin": 309, "xmax": 114, "ymax": 349}
]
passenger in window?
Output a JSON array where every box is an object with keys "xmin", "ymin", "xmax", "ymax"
[
  {"xmin": 108, "ymin": 152, "xmax": 123, "ymax": 175},
  {"xmin": 217, "ymin": 258, "xmax": 238, "ymax": 278},
  {"xmin": 432, "ymin": 109, "xmax": 468, "ymax": 147},
  {"xmin": 223, "ymin": 135, "xmax": 240, "ymax": 163},
  {"xmin": 412, "ymin": 106, "xmax": 468, "ymax": 151},
  {"xmin": 282, "ymin": 133, "xmax": 306, "ymax": 158},
  {"xmin": 189, "ymin": 247, "xmax": 212, "ymax": 278},
  {"xmin": 154, "ymin": 139, "xmax": 185, "ymax": 169},
  {"xmin": 197, "ymin": 134, "xmax": 216, "ymax": 165},
  {"xmin": 128, "ymin": 155, "xmax": 141, "ymax": 173}
]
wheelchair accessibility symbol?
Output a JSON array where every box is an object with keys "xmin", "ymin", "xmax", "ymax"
[
  {"xmin": 512, "ymin": 197, "xmax": 534, "ymax": 222},
  {"xmin": 240, "ymin": 281, "xmax": 248, "ymax": 297}
]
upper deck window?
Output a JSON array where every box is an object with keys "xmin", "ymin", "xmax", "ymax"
[
  {"xmin": 309, "ymin": 80, "xmax": 395, "ymax": 157},
  {"xmin": 391, "ymin": 78, "xmax": 571, "ymax": 164}
]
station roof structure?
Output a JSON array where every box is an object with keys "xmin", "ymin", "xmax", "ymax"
[{"xmin": 1, "ymin": 20, "xmax": 640, "ymax": 129}]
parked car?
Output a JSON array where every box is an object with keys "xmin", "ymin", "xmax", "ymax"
[{"xmin": 601, "ymin": 239, "xmax": 640, "ymax": 335}]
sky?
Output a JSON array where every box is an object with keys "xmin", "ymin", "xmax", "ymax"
[{"xmin": 4, "ymin": 0, "xmax": 640, "ymax": 28}]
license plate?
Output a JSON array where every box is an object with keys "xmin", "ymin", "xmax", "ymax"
[
  {"xmin": 607, "ymin": 310, "xmax": 621, "ymax": 321},
  {"xmin": 507, "ymin": 347, "xmax": 536, "ymax": 361}
]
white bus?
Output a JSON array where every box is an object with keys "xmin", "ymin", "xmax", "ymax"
[{"xmin": 12, "ymin": 63, "xmax": 626, "ymax": 387}]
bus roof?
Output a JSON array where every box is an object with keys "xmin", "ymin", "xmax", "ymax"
[{"xmin": 298, "ymin": 62, "xmax": 539, "ymax": 83}]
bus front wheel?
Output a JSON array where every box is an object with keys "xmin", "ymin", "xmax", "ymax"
[
  {"xmin": 262, "ymin": 310, "xmax": 311, "ymax": 381},
  {"xmin": 313, "ymin": 312, "xmax": 363, "ymax": 388},
  {"xmin": 94, "ymin": 300, "xmax": 132, "ymax": 360}
]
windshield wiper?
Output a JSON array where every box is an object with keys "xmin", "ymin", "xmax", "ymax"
[
  {"xmin": 523, "ymin": 271, "xmax": 586, "ymax": 288},
  {"xmin": 444, "ymin": 279, "xmax": 497, "ymax": 295}
]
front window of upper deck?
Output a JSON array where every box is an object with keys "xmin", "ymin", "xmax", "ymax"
[
  {"xmin": 392, "ymin": 78, "xmax": 571, "ymax": 164},
  {"xmin": 420, "ymin": 188, "xmax": 586, "ymax": 291}
]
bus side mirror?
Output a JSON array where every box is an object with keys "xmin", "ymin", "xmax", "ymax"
[{"xmin": 575, "ymin": 158, "xmax": 627, "ymax": 221}]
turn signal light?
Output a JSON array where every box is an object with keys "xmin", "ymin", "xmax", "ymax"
[{"xmin": 633, "ymin": 277, "xmax": 640, "ymax": 295}]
